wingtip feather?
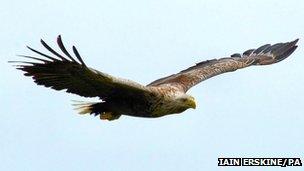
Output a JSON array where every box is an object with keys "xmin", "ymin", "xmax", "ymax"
[
  {"xmin": 72, "ymin": 46, "xmax": 87, "ymax": 66},
  {"xmin": 292, "ymin": 38, "xmax": 299, "ymax": 44}
]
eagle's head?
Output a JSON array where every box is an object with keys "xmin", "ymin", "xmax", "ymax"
[{"xmin": 176, "ymin": 94, "xmax": 196, "ymax": 109}]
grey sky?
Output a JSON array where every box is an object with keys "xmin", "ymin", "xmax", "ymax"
[{"xmin": 1, "ymin": 0, "xmax": 303, "ymax": 170}]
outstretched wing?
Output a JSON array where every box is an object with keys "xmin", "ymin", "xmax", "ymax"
[
  {"xmin": 148, "ymin": 39, "xmax": 298, "ymax": 92},
  {"xmin": 11, "ymin": 35, "xmax": 150, "ymax": 99}
]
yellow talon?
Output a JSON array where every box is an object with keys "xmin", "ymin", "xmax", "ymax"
[{"xmin": 100, "ymin": 112, "xmax": 121, "ymax": 121}]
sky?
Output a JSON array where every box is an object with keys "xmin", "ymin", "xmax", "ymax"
[{"xmin": 1, "ymin": 0, "xmax": 304, "ymax": 170}]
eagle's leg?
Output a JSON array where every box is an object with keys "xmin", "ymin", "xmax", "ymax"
[{"xmin": 100, "ymin": 112, "xmax": 121, "ymax": 121}]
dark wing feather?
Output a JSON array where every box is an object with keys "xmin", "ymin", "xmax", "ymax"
[
  {"xmin": 11, "ymin": 35, "xmax": 150, "ymax": 99},
  {"xmin": 148, "ymin": 39, "xmax": 298, "ymax": 92}
]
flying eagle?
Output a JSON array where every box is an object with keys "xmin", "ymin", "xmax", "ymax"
[{"xmin": 11, "ymin": 36, "xmax": 298, "ymax": 121}]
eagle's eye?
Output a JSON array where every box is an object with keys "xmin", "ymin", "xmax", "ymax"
[{"xmin": 181, "ymin": 98, "xmax": 187, "ymax": 102}]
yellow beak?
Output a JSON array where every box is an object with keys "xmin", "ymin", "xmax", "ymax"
[{"xmin": 188, "ymin": 98, "xmax": 196, "ymax": 109}]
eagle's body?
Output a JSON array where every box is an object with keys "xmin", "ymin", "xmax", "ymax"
[
  {"xmin": 12, "ymin": 36, "xmax": 298, "ymax": 121},
  {"xmin": 77, "ymin": 85, "xmax": 194, "ymax": 120}
]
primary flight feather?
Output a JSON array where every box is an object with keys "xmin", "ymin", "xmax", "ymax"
[{"xmin": 11, "ymin": 36, "xmax": 298, "ymax": 121}]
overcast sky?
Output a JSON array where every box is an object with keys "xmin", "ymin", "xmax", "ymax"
[{"xmin": 1, "ymin": 0, "xmax": 304, "ymax": 170}]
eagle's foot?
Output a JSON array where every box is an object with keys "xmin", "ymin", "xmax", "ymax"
[{"xmin": 100, "ymin": 112, "xmax": 121, "ymax": 121}]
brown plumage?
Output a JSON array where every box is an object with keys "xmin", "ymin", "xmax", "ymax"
[{"xmin": 10, "ymin": 36, "xmax": 298, "ymax": 121}]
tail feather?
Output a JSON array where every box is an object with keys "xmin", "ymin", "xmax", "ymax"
[
  {"xmin": 72, "ymin": 100, "xmax": 96, "ymax": 115},
  {"xmin": 71, "ymin": 100, "xmax": 121, "ymax": 121}
]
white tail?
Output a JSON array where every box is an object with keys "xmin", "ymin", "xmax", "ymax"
[{"xmin": 71, "ymin": 100, "xmax": 96, "ymax": 115}]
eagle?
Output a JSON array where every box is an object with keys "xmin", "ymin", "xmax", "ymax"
[{"xmin": 11, "ymin": 36, "xmax": 298, "ymax": 121}]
